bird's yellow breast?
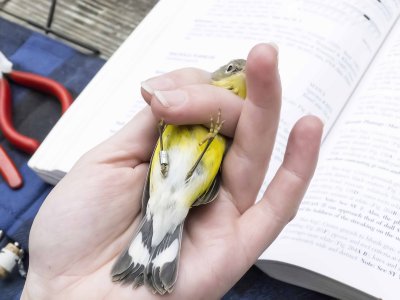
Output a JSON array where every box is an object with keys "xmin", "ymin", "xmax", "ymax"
[
  {"xmin": 150, "ymin": 125, "xmax": 226, "ymax": 207},
  {"xmin": 212, "ymin": 71, "xmax": 247, "ymax": 99}
]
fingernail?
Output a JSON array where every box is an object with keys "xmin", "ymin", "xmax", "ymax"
[
  {"xmin": 141, "ymin": 81, "xmax": 155, "ymax": 95},
  {"xmin": 154, "ymin": 90, "xmax": 187, "ymax": 107},
  {"xmin": 141, "ymin": 77, "xmax": 174, "ymax": 95}
]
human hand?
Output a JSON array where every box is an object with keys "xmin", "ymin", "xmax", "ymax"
[{"xmin": 21, "ymin": 43, "xmax": 323, "ymax": 300}]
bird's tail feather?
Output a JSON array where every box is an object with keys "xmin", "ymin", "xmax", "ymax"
[
  {"xmin": 111, "ymin": 217, "xmax": 183, "ymax": 294},
  {"xmin": 110, "ymin": 217, "xmax": 153, "ymax": 287},
  {"xmin": 145, "ymin": 222, "xmax": 183, "ymax": 294}
]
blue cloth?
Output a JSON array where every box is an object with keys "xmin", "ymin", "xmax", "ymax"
[
  {"xmin": 0, "ymin": 17, "xmax": 105, "ymax": 300},
  {"xmin": 0, "ymin": 17, "xmax": 334, "ymax": 300}
]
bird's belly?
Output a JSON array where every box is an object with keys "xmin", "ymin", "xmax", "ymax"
[{"xmin": 149, "ymin": 124, "xmax": 226, "ymax": 207}]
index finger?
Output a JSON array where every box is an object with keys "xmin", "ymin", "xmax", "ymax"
[
  {"xmin": 88, "ymin": 68, "xmax": 223, "ymax": 167},
  {"xmin": 141, "ymin": 67, "xmax": 211, "ymax": 102}
]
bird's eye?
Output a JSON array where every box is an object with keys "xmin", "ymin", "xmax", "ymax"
[{"xmin": 226, "ymin": 64, "xmax": 234, "ymax": 73}]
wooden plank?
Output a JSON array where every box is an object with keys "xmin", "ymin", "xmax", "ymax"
[{"xmin": 0, "ymin": 0, "xmax": 158, "ymax": 58}]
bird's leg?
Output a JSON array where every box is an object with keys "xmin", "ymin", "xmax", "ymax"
[
  {"xmin": 158, "ymin": 119, "xmax": 169, "ymax": 177},
  {"xmin": 185, "ymin": 110, "xmax": 224, "ymax": 182},
  {"xmin": 199, "ymin": 109, "xmax": 225, "ymax": 146}
]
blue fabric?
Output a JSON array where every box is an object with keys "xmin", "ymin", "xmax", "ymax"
[
  {"xmin": 10, "ymin": 34, "xmax": 75, "ymax": 76},
  {"xmin": 0, "ymin": 17, "xmax": 334, "ymax": 300},
  {"xmin": 0, "ymin": 17, "xmax": 105, "ymax": 300}
]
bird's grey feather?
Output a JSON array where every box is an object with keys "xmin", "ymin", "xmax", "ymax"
[
  {"xmin": 140, "ymin": 146, "xmax": 155, "ymax": 217},
  {"xmin": 110, "ymin": 217, "xmax": 153, "ymax": 283},
  {"xmin": 211, "ymin": 59, "xmax": 246, "ymax": 81},
  {"xmin": 192, "ymin": 172, "xmax": 221, "ymax": 206},
  {"xmin": 144, "ymin": 222, "xmax": 183, "ymax": 294}
]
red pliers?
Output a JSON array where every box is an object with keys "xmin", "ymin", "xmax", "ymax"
[{"xmin": 0, "ymin": 52, "xmax": 73, "ymax": 189}]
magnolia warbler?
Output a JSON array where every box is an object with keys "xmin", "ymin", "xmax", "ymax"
[{"xmin": 111, "ymin": 59, "xmax": 247, "ymax": 294}]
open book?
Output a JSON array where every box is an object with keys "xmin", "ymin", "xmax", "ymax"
[{"xmin": 29, "ymin": 0, "xmax": 400, "ymax": 299}]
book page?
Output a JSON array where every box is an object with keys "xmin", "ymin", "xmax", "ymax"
[
  {"xmin": 263, "ymin": 16, "xmax": 400, "ymax": 300},
  {"xmin": 29, "ymin": 0, "xmax": 400, "ymax": 179}
]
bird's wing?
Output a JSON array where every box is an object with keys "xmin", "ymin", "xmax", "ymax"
[
  {"xmin": 141, "ymin": 137, "xmax": 160, "ymax": 217},
  {"xmin": 141, "ymin": 159, "xmax": 152, "ymax": 217},
  {"xmin": 191, "ymin": 171, "xmax": 221, "ymax": 206}
]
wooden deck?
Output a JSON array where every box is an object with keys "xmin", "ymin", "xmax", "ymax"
[{"xmin": 0, "ymin": 0, "xmax": 158, "ymax": 58}]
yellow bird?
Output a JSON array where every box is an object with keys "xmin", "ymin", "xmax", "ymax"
[{"xmin": 111, "ymin": 59, "xmax": 247, "ymax": 294}]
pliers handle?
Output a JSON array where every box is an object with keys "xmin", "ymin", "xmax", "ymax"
[
  {"xmin": 0, "ymin": 70, "xmax": 73, "ymax": 155},
  {"xmin": 0, "ymin": 69, "xmax": 73, "ymax": 189},
  {"xmin": 0, "ymin": 146, "xmax": 21, "ymax": 189}
]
